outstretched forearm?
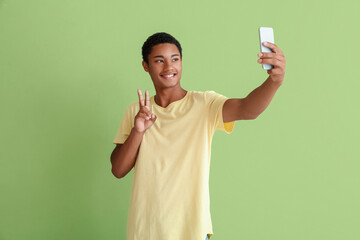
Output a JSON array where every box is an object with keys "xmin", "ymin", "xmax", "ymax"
[
  {"xmin": 242, "ymin": 76, "xmax": 283, "ymax": 118},
  {"xmin": 223, "ymin": 43, "xmax": 286, "ymax": 122}
]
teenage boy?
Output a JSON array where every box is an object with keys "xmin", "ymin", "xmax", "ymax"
[{"xmin": 111, "ymin": 32, "xmax": 286, "ymax": 240}]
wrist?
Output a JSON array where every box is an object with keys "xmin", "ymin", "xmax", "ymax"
[
  {"xmin": 132, "ymin": 127, "xmax": 145, "ymax": 135},
  {"xmin": 268, "ymin": 76, "xmax": 284, "ymax": 87}
]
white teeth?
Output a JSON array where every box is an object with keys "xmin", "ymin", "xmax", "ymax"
[{"xmin": 163, "ymin": 74, "xmax": 174, "ymax": 78}]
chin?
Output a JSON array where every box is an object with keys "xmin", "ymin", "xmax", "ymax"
[{"xmin": 155, "ymin": 81, "xmax": 180, "ymax": 90}]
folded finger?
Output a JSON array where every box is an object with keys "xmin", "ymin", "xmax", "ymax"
[
  {"xmin": 259, "ymin": 52, "xmax": 285, "ymax": 60},
  {"xmin": 151, "ymin": 114, "xmax": 157, "ymax": 122},
  {"xmin": 263, "ymin": 42, "xmax": 284, "ymax": 55},
  {"xmin": 140, "ymin": 107, "xmax": 152, "ymax": 117},
  {"xmin": 139, "ymin": 112, "xmax": 151, "ymax": 120},
  {"xmin": 258, "ymin": 58, "xmax": 283, "ymax": 68}
]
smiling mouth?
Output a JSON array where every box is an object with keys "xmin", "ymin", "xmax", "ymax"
[{"xmin": 161, "ymin": 73, "xmax": 176, "ymax": 79}]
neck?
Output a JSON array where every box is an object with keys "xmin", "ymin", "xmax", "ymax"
[{"xmin": 154, "ymin": 87, "xmax": 187, "ymax": 108}]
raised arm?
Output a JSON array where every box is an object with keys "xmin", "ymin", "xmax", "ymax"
[
  {"xmin": 223, "ymin": 42, "xmax": 286, "ymax": 122},
  {"xmin": 110, "ymin": 89, "xmax": 157, "ymax": 178}
]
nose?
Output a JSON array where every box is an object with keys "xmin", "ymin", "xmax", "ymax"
[{"xmin": 163, "ymin": 60, "xmax": 174, "ymax": 71}]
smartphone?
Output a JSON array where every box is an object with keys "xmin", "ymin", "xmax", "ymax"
[{"xmin": 259, "ymin": 27, "xmax": 275, "ymax": 70}]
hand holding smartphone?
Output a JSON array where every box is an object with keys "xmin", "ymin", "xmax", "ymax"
[{"xmin": 259, "ymin": 27, "xmax": 275, "ymax": 70}]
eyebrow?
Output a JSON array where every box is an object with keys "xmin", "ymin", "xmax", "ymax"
[{"xmin": 153, "ymin": 54, "xmax": 180, "ymax": 58}]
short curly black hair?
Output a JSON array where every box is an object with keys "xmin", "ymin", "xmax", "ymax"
[{"xmin": 142, "ymin": 32, "xmax": 182, "ymax": 64}]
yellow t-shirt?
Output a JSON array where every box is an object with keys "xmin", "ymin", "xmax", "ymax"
[{"xmin": 113, "ymin": 90, "xmax": 235, "ymax": 240}]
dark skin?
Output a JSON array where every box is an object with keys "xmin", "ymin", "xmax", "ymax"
[
  {"xmin": 223, "ymin": 42, "xmax": 286, "ymax": 121},
  {"xmin": 110, "ymin": 42, "xmax": 286, "ymax": 178},
  {"xmin": 138, "ymin": 41, "xmax": 286, "ymax": 125},
  {"xmin": 142, "ymin": 43, "xmax": 186, "ymax": 109}
]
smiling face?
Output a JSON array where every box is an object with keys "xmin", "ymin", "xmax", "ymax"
[{"xmin": 142, "ymin": 43, "xmax": 182, "ymax": 90}]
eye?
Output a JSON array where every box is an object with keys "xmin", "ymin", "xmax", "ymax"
[
  {"xmin": 155, "ymin": 59, "xmax": 163, "ymax": 63},
  {"xmin": 172, "ymin": 58, "xmax": 179, "ymax": 62}
]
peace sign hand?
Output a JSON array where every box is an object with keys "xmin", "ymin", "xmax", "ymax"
[{"xmin": 134, "ymin": 89, "xmax": 157, "ymax": 133}]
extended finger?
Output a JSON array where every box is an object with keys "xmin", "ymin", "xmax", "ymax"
[
  {"xmin": 138, "ymin": 89, "xmax": 145, "ymax": 107},
  {"xmin": 145, "ymin": 90, "xmax": 150, "ymax": 108}
]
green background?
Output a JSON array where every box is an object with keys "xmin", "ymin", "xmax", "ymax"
[{"xmin": 1, "ymin": 0, "xmax": 359, "ymax": 239}]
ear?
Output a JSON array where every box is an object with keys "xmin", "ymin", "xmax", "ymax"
[{"xmin": 142, "ymin": 61, "xmax": 149, "ymax": 72}]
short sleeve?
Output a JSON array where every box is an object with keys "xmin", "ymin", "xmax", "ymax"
[
  {"xmin": 113, "ymin": 102, "xmax": 137, "ymax": 144},
  {"xmin": 205, "ymin": 91, "xmax": 235, "ymax": 134}
]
